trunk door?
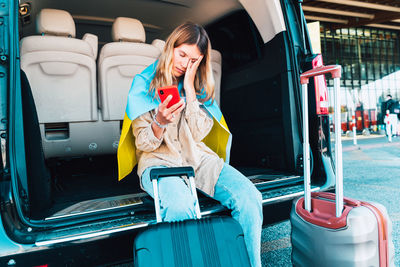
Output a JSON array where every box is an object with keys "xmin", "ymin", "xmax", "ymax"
[{"xmin": 0, "ymin": 1, "xmax": 9, "ymax": 173}]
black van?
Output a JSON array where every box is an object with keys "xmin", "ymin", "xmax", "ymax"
[{"xmin": 0, "ymin": 0, "xmax": 335, "ymax": 265}]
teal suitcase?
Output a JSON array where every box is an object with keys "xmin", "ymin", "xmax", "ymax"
[{"xmin": 133, "ymin": 167, "xmax": 251, "ymax": 267}]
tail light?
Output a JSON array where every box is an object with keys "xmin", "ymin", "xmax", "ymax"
[{"xmin": 312, "ymin": 54, "xmax": 329, "ymax": 115}]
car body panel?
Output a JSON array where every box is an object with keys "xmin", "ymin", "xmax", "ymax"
[{"xmin": 0, "ymin": 0, "xmax": 336, "ymax": 264}]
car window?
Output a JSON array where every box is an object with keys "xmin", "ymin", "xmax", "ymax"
[{"xmin": 207, "ymin": 10, "xmax": 264, "ymax": 72}]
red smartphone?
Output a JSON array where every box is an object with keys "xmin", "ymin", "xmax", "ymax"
[{"xmin": 157, "ymin": 85, "xmax": 181, "ymax": 109}]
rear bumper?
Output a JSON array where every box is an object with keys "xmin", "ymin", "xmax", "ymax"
[
  {"xmin": 0, "ymin": 183, "xmax": 333, "ymax": 265},
  {"xmin": 0, "ymin": 232, "xmax": 136, "ymax": 266}
]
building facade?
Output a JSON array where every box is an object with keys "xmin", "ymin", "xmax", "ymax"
[{"xmin": 320, "ymin": 24, "xmax": 400, "ymax": 132}]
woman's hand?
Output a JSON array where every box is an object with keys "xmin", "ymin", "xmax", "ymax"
[
  {"xmin": 183, "ymin": 55, "xmax": 203, "ymax": 103},
  {"xmin": 152, "ymin": 95, "xmax": 185, "ymax": 139},
  {"xmin": 155, "ymin": 95, "xmax": 185, "ymax": 125}
]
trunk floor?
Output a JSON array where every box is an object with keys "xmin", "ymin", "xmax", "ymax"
[
  {"xmin": 47, "ymin": 156, "xmax": 142, "ymax": 216},
  {"xmin": 47, "ymin": 157, "xmax": 298, "ymax": 218}
]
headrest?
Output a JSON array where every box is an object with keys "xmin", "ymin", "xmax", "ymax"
[
  {"xmin": 112, "ymin": 17, "xmax": 145, "ymax": 43},
  {"xmin": 36, "ymin": 9, "xmax": 76, "ymax": 38},
  {"xmin": 151, "ymin": 39, "xmax": 166, "ymax": 52},
  {"xmin": 211, "ymin": 49, "xmax": 222, "ymax": 64}
]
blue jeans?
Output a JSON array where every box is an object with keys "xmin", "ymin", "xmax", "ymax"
[{"xmin": 141, "ymin": 163, "xmax": 263, "ymax": 267}]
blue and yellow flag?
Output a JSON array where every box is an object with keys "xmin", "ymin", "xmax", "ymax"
[{"xmin": 117, "ymin": 61, "xmax": 232, "ymax": 180}]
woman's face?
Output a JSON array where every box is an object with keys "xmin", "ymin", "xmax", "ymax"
[{"xmin": 172, "ymin": 43, "xmax": 202, "ymax": 78}]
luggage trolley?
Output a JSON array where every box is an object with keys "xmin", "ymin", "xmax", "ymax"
[{"xmin": 290, "ymin": 65, "xmax": 395, "ymax": 267}]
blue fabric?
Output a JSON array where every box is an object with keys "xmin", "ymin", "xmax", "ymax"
[
  {"xmin": 125, "ymin": 61, "xmax": 159, "ymax": 121},
  {"xmin": 125, "ymin": 60, "xmax": 223, "ymax": 123},
  {"xmin": 141, "ymin": 163, "xmax": 263, "ymax": 267}
]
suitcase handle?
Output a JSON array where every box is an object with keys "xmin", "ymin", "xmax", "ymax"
[
  {"xmin": 300, "ymin": 65, "xmax": 341, "ymax": 85},
  {"xmin": 150, "ymin": 167, "xmax": 202, "ymax": 223},
  {"xmin": 150, "ymin": 166, "xmax": 195, "ymax": 180},
  {"xmin": 312, "ymin": 192, "xmax": 360, "ymax": 207},
  {"xmin": 300, "ymin": 64, "xmax": 344, "ymax": 217}
]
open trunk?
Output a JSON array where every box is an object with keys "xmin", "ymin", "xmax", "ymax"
[
  {"xmin": 40, "ymin": 156, "xmax": 306, "ymax": 221},
  {"xmin": 12, "ymin": 0, "xmax": 329, "ymax": 238}
]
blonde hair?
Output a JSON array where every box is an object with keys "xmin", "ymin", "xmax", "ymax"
[{"xmin": 150, "ymin": 22, "xmax": 215, "ymax": 103}]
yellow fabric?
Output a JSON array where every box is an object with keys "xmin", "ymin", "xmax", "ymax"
[
  {"xmin": 117, "ymin": 114, "xmax": 136, "ymax": 180},
  {"xmin": 202, "ymin": 115, "xmax": 230, "ymax": 161},
  {"xmin": 117, "ymin": 112, "xmax": 230, "ymax": 181}
]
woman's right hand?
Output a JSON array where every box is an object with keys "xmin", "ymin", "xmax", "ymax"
[{"xmin": 155, "ymin": 95, "xmax": 185, "ymax": 126}]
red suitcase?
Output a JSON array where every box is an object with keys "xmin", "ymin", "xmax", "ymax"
[{"xmin": 290, "ymin": 65, "xmax": 395, "ymax": 267}]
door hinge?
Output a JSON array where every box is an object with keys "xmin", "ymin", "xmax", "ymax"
[
  {"xmin": 0, "ymin": 55, "xmax": 8, "ymax": 65},
  {"xmin": 296, "ymin": 154, "xmax": 304, "ymax": 174},
  {"xmin": 0, "ymin": 167, "xmax": 10, "ymax": 180},
  {"xmin": 19, "ymin": 189, "xmax": 30, "ymax": 212}
]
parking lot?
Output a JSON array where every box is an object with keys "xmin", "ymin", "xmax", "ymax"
[{"xmin": 261, "ymin": 135, "xmax": 400, "ymax": 267}]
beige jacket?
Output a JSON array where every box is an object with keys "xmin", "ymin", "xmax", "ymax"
[{"xmin": 132, "ymin": 100, "xmax": 225, "ymax": 196}]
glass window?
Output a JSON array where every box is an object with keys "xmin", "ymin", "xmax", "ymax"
[
  {"xmin": 360, "ymin": 63, "xmax": 367, "ymax": 80},
  {"xmin": 319, "ymin": 23, "xmax": 400, "ymax": 126},
  {"xmin": 367, "ymin": 62, "xmax": 374, "ymax": 81}
]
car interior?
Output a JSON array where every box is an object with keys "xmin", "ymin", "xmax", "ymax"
[{"xmin": 17, "ymin": 0, "xmax": 310, "ymax": 220}]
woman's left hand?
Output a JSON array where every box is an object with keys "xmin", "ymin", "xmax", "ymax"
[{"xmin": 183, "ymin": 55, "xmax": 203, "ymax": 102}]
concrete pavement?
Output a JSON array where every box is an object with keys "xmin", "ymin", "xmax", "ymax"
[
  {"xmin": 342, "ymin": 134, "xmax": 400, "ymax": 151},
  {"xmin": 261, "ymin": 135, "xmax": 400, "ymax": 266}
]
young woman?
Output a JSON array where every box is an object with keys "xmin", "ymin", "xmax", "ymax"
[{"xmin": 118, "ymin": 22, "xmax": 263, "ymax": 267}]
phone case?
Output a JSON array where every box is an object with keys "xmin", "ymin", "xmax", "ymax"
[{"xmin": 157, "ymin": 86, "xmax": 181, "ymax": 109}]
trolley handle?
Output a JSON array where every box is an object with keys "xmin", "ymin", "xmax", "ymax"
[
  {"xmin": 300, "ymin": 64, "xmax": 343, "ymax": 218},
  {"xmin": 150, "ymin": 167, "xmax": 201, "ymax": 223},
  {"xmin": 300, "ymin": 65, "xmax": 341, "ymax": 85},
  {"xmin": 150, "ymin": 166, "xmax": 195, "ymax": 180},
  {"xmin": 312, "ymin": 192, "xmax": 361, "ymax": 207}
]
